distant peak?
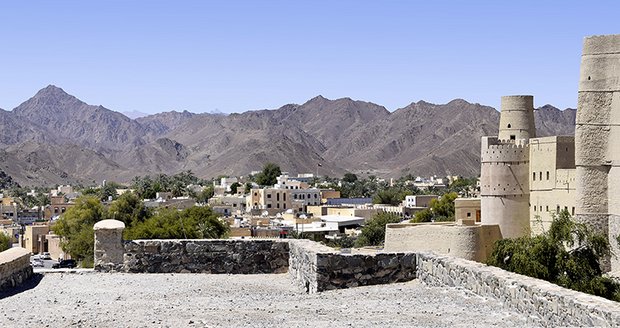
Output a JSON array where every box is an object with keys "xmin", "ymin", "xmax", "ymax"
[
  {"xmin": 538, "ymin": 104, "xmax": 559, "ymax": 111},
  {"xmin": 33, "ymin": 85, "xmax": 74, "ymax": 100}
]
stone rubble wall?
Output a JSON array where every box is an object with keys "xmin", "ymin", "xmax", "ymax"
[
  {"xmin": 416, "ymin": 252, "xmax": 620, "ymax": 327},
  {"xmin": 288, "ymin": 240, "xmax": 417, "ymax": 293},
  {"xmin": 0, "ymin": 247, "xmax": 33, "ymax": 291},
  {"xmin": 120, "ymin": 239, "xmax": 289, "ymax": 274}
]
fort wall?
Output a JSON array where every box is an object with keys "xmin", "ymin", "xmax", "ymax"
[
  {"xmin": 0, "ymin": 247, "xmax": 33, "ymax": 292},
  {"xmin": 383, "ymin": 222, "xmax": 500, "ymax": 262}
]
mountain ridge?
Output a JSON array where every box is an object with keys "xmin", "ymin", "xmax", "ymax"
[{"xmin": 0, "ymin": 86, "xmax": 577, "ymax": 186}]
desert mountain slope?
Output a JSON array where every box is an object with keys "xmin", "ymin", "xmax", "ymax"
[{"xmin": 0, "ymin": 86, "xmax": 576, "ymax": 186}]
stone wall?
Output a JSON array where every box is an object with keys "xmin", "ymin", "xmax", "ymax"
[
  {"xmin": 121, "ymin": 239, "xmax": 289, "ymax": 274},
  {"xmin": 417, "ymin": 252, "xmax": 620, "ymax": 327},
  {"xmin": 0, "ymin": 247, "xmax": 33, "ymax": 291},
  {"xmin": 288, "ymin": 240, "xmax": 416, "ymax": 293}
]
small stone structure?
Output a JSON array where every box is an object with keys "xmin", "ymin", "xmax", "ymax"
[
  {"xmin": 0, "ymin": 247, "xmax": 33, "ymax": 291},
  {"xmin": 94, "ymin": 219, "xmax": 126, "ymax": 272},
  {"xmin": 288, "ymin": 240, "xmax": 416, "ymax": 293},
  {"xmin": 383, "ymin": 221, "xmax": 501, "ymax": 262}
]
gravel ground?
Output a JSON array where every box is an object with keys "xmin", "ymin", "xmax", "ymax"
[{"xmin": 0, "ymin": 272, "xmax": 538, "ymax": 327}]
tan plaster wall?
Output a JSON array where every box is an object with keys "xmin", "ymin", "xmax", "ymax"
[{"xmin": 384, "ymin": 223, "xmax": 501, "ymax": 262}]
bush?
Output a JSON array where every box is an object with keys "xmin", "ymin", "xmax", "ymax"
[
  {"xmin": 487, "ymin": 210, "xmax": 620, "ymax": 301},
  {"xmin": 125, "ymin": 206, "xmax": 229, "ymax": 240},
  {"xmin": 0, "ymin": 232, "xmax": 11, "ymax": 252},
  {"xmin": 411, "ymin": 192, "xmax": 457, "ymax": 223},
  {"xmin": 354, "ymin": 212, "xmax": 402, "ymax": 247}
]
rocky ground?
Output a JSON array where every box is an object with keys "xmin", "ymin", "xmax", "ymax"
[{"xmin": 0, "ymin": 272, "xmax": 538, "ymax": 327}]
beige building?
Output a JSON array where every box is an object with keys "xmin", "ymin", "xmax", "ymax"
[
  {"xmin": 454, "ymin": 198, "xmax": 481, "ymax": 223},
  {"xmin": 248, "ymin": 188, "xmax": 292, "ymax": 211},
  {"xmin": 529, "ymin": 136, "xmax": 576, "ymax": 234},
  {"xmin": 23, "ymin": 224, "xmax": 50, "ymax": 254}
]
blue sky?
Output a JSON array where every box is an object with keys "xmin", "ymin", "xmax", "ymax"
[{"xmin": 0, "ymin": 1, "xmax": 617, "ymax": 114}]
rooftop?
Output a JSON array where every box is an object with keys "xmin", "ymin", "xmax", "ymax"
[{"xmin": 0, "ymin": 272, "xmax": 535, "ymax": 327}]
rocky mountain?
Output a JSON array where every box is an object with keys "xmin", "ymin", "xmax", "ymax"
[{"xmin": 0, "ymin": 86, "xmax": 577, "ymax": 186}]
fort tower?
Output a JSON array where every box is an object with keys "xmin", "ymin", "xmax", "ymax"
[
  {"xmin": 575, "ymin": 34, "xmax": 620, "ymax": 271},
  {"xmin": 480, "ymin": 95, "xmax": 536, "ymax": 238}
]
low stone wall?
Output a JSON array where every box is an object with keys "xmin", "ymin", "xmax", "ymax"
[
  {"xmin": 120, "ymin": 239, "xmax": 289, "ymax": 274},
  {"xmin": 289, "ymin": 240, "xmax": 416, "ymax": 293},
  {"xmin": 0, "ymin": 247, "xmax": 33, "ymax": 291},
  {"xmin": 417, "ymin": 252, "xmax": 620, "ymax": 327}
]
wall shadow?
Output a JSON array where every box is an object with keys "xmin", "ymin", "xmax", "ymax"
[{"xmin": 0, "ymin": 273, "xmax": 44, "ymax": 299}]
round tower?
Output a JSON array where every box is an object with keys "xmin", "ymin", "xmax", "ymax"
[
  {"xmin": 498, "ymin": 95, "xmax": 536, "ymax": 141},
  {"xmin": 575, "ymin": 34, "xmax": 620, "ymax": 272},
  {"xmin": 480, "ymin": 95, "xmax": 535, "ymax": 238}
]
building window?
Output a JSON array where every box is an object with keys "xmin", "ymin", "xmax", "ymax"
[
  {"xmin": 539, "ymin": 172, "xmax": 542, "ymax": 180},
  {"xmin": 267, "ymin": 204, "xmax": 272, "ymax": 209},
  {"xmin": 254, "ymin": 192, "xmax": 257, "ymax": 196},
  {"xmin": 546, "ymin": 171, "xmax": 550, "ymax": 180},
  {"xmin": 276, "ymin": 193, "xmax": 280, "ymax": 201},
  {"xmin": 572, "ymin": 207, "xmax": 575, "ymax": 215},
  {"xmin": 546, "ymin": 206, "xmax": 549, "ymax": 212},
  {"xmin": 467, "ymin": 212, "xmax": 471, "ymax": 217},
  {"xmin": 267, "ymin": 194, "xmax": 271, "ymax": 199},
  {"xmin": 510, "ymin": 135, "xmax": 516, "ymax": 140},
  {"xmin": 276, "ymin": 203, "xmax": 280, "ymax": 209},
  {"xmin": 283, "ymin": 193, "xmax": 286, "ymax": 202},
  {"xmin": 557, "ymin": 205, "xmax": 560, "ymax": 212},
  {"xmin": 534, "ymin": 206, "xmax": 537, "ymax": 212},
  {"xmin": 533, "ymin": 173, "xmax": 536, "ymax": 181}
]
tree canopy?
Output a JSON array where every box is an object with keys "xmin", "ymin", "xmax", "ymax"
[
  {"xmin": 354, "ymin": 212, "xmax": 402, "ymax": 247},
  {"xmin": 487, "ymin": 210, "xmax": 620, "ymax": 301},
  {"xmin": 53, "ymin": 196, "xmax": 106, "ymax": 267},
  {"xmin": 255, "ymin": 163, "xmax": 281, "ymax": 186},
  {"xmin": 410, "ymin": 192, "xmax": 457, "ymax": 223}
]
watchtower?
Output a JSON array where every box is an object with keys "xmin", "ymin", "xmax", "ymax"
[{"xmin": 480, "ymin": 95, "xmax": 536, "ymax": 238}]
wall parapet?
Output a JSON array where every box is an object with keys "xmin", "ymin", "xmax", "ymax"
[
  {"xmin": 417, "ymin": 252, "xmax": 620, "ymax": 327},
  {"xmin": 288, "ymin": 240, "xmax": 417, "ymax": 293},
  {"xmin": 0, "ymin": 247, "xmax": 33, "ymax": 291},
  {"xmin": 121, "ymin": 239, "xmax": 289, "ymax": 274}
]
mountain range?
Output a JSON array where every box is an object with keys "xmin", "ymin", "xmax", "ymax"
[{"xmin": 0, "ymin": 85, "xmax": 576, "ymax": 187}]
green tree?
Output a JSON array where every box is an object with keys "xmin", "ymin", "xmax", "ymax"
[
  {"xmin": 255, "ymin": 163, "xmax": 281, "ymax": 186},
  {"xmin": 354, "ymin": 212, "xmax": 402, "ymax": 247},
  {"xmin": 125, "ymin": 206, "xmax": 229, "ymax": 240},
  {"xmin": 372, "ymin": 188, "xmax": 403, "ymax": 206},
  {"xmin": 100, "ymin": 183, "xmax": 118, "ymax": 202},
  {"xmin": 229, "ymin": 182, "xmax": 241, "ymax": 194},
  {"xmin": 411, "ymin": 192, "xmax": 458, "ymax": 223},
  {"xmin": 0, "ymin": 232, "xmax": 11, "ymax": 252},
  {"xmin": 107, "ymin": 192, "xmax": 151, "ymax": 236},
  {"xmin": 343, "ymin": 172, "xmax": 358, "ymax": 183},
  {"xmin": 244, "ymin": 182, "xmax": 253, "ymax": 194},
  {"xmin": 53, "ymin": 196, "xmax": 107, "ymax": 267},
  {"xmin": 488, "ymin": 210, "xmax": 620, "ymax": 301},
  {"xmin": 196, "ymin": 186, "xmax": 215, "ymax": 204}
]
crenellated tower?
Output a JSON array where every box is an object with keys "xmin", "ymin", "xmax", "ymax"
[{"xmin": 480, "ymin": 95, "xmax": 536, "ymax": 238}]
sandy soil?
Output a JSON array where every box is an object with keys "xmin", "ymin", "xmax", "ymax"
[{"xmin": 0, "ymin": 272, "xmax": 538, "ymax": 327}]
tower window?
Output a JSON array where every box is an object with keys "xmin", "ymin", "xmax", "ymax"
[
  {"xmin": 546, "ymin": 171, "xmax": 550, "ymax": 180},
  {"xmin": 539, "ymin": 172, "xmax": 542, "ymax": 180},
  {"xmin": 533, "ymin": 173, "xmax": 536, "ymax": 181},
  {"xmin": 507, "ymin": 124, "xmax": 511, "ymax": 128},
  {"xmin": 510, "ymin": 135, "xmax": 516, "ymax": 140}
]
